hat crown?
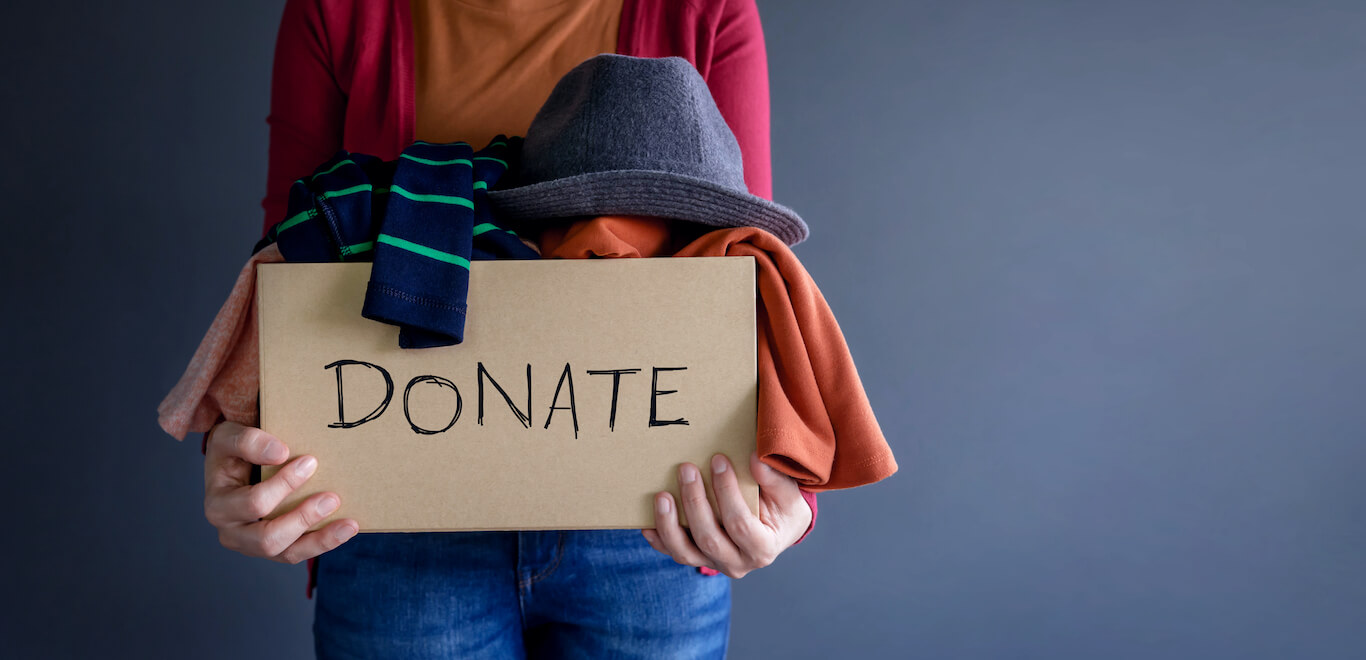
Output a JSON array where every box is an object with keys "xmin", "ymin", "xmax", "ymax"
[{"xmin": 519, "ymin": 55, "xmax": 748, "ymax": 191}]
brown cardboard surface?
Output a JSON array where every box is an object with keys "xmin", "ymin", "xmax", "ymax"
[{"xmin": 257, "ymin": 258, "xmax": 757, "ymax": 532}]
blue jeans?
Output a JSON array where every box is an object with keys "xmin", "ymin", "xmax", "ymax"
[{"xmin": 313, "ymin": 530, "xmax": 731, "ymax": 659}]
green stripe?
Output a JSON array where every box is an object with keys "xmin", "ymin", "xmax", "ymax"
[
  {"xmin": 400, "ymin": 153, "xmax": 472, "ymax": 167},
  {"xmin": 473, "ymin": 181, "xmax": 487, "ymax": 190},
  {"xmin": 473, "ymin": 156, "xmax": 508, "ymax": 168},
  {"xmin": 487, "ymin": 141, "xmax": 508, "ymax": 148},
  {"xmin": 473, "ymin": 223, "xmax": 516, "ymax": 237},
  {"xmin": 277, "ymin": 208, "xmax": 313, "ymax": 233},
  {"xmin": 321, "ymin": 183, "xmax": 373, "ymax": 198},
  {"xmin": 376, "ymin": 234, "xmax": 471, "ymax": 268},
  {"xmin": 341, "ymin": 240, "xmax": 374, "ymax": 257},
  {"xmin": 389, "ymin": 184, "xmax": 473, "ymax": 207},
  {"xmin": 311, "ymin": 159, "xmax": 354, "ymax": 179}
]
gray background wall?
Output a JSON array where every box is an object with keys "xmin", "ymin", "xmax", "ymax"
[{"xmin": 3, "ymin": 0, "xmax": 1363, "ymax": 657}]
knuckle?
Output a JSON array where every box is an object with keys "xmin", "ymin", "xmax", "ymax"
[
  {"xmin": 278, "ymin": 548, "xmax": 304, "ymax": 565},
  {"xmin": 296, "ymin": 503, "xmax": 320, "ymax": 529},
  {"xmin": 712, "ymin": 476, "xmax": 737, "ymax": 495},
  {"xmin": 248, "ymin": 534, "xmax": 278, "ymax": 557},
  {"xmin": 696, "ymin": 533, "xmax": 723, "ymax": 557},
  {"xmin": 206, "ymin": 422, "xmax": 230, "ymax": 452},
  {"xmin": 756, "ymin": 545, "xmax": 778, "ymax": 567},
  {"xmin": 722, "ymin": 514, "xmax": 750, "ymax": 538},
  {"xmin": 239, "ymin": 427, "xmax": 267, "ymax": 456},
  {"xmin": 244, "ymin": 490, "xmax": 274, "ymax": 520},
  {"xmin": 278, "ymin": 467, "xmax": 306, "ymax": 492},
  {"xmin": 228, "ymin": 427, "xmax": 252, "ymax": 458},
  {"xmin": 217, "ymin": 528, "xmax": 235, "ymax": 550}
]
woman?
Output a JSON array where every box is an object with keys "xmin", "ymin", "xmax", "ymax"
[{"xmin": 202, "ymin": 1, "xmax": 816, "ymax": 656}]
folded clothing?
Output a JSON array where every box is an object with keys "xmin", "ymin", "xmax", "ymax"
[
  {"xmin": 537, "ymin": 216, "xmax": 897, "ymax": 492},
  {"xmin": 159, "ymin": 215, "xmax": 894, "ymax": 489},
  {"xmin": 255, "ymin": 138, "xmax": 537, "ymax": 349}
]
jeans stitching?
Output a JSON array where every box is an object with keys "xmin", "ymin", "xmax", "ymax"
[
  {"xmin": 527, "ymin": 532, "xmax": 566, "ymax": 586},
  {"xmin": 516, "ymin": 533, "xmax": 529, "ymax": 630}
]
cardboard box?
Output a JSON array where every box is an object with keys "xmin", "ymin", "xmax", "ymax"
[{"xmin": 257, "ymin": 258, "xmax": 758, "ymax": 532}]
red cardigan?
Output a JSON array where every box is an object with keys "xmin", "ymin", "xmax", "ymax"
[{"xmin": 261, "ymin": 0, "xmax": 815, "ymax": 592}]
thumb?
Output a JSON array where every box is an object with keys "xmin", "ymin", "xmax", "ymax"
[{"xmin": 750, "ymin": 451, "xmax": 800, "ymax": 494}]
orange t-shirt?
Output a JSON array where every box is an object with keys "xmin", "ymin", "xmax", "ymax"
[{"xmin": 412, "ymin": 0, "xmax": 623, "ymax": 146}]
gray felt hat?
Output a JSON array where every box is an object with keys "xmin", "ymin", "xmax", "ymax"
[{"xmin": 487, "ymin": 54, "xmax": 809, "ymax": 246}]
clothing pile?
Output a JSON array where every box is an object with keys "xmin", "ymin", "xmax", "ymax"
[{"xmin": 159, "ymin": 53, "xmax": 896, "ymax": 531}]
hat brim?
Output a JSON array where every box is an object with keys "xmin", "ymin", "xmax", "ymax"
[{"xmin": 486, "ymin": 169, "xmax": 809, "ymax": 246}]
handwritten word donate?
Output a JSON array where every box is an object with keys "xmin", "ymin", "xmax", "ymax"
[{"xmin": 325, "ymin": 360, "xmax": 691, "ymax": 438}]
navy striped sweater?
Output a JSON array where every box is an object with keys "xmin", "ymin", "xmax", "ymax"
[{"xmin": 255, "ymin": 137, "xmax": 539, "ymax": 348}]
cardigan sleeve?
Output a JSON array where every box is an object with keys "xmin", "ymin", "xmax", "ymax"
[
  {"xmin": 262, "ymin": 0, "xmax": 347, "ymax": 238},
  {"xmin": 795, "ymin": 488, "xmax": 818, "ymax": 544},
  {"xmin": 707, "ymin": 0, "xmax": 774, "ymax": 200},
  {"xmin": 705, "ymin": 0, "xmax": 815, "ymax": 544}
]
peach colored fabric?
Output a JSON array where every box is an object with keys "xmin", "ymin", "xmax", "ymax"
[
  {"xmin": 539, "ymin": 216, "xmax": 897, "ymax": 492},
  {"xmin": 157, "ymin": 244, "xmax": 283, "ymax": 440}
]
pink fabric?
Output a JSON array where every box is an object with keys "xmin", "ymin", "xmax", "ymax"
[{"xmin": 156, "ymin": 244, "xmax": 283, "ymax": 440}]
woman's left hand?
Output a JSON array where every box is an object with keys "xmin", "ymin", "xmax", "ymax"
[{"xmin": 642, "ymin": 451, "xmax": 812, "ymax": 579}]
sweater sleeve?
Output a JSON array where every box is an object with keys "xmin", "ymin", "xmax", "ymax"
[
  {"xmin": 262, "ymin": 0, "xmax": 347, "ymax": 238},
  {"xmin": 708, "ymin": 0, "xmax": 773, "ymax": 200}
]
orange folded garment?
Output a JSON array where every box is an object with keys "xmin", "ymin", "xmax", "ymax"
[{"xmin": 538, "ymin": 216, "xmax": 897, "ymax": 492}]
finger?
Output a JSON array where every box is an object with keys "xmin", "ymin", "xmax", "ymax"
[
  {"xmin": 752, "ymin": 452, "xmax": 804, "ymax": 513},
  {"xmin": 674, "ymin": 462, "xmax": 744, "ymax": 570},
  {"xmin": 257, "ymin": 490, "xmax": 343, "ymax": 557},
  {"xmin": 641, "ymin": 528, "xmax": 711, "ymax": 569},
  {"xmin": 206, "ymin": 424, "xmax": 291, "ymax": 496},
  {"xmin": 207, "ymin": 455, "xmax": 317, "ymax": 527},
  {"xmin": 751, "ymin": 451, "xmax": 801, "ymax": 494},
  {"xmin": 641, "ymin": 529, "xmax": 670, "ymax": 556},
  {"xmin": 710, "ymin": 454, "xmax": 776, "ymax": 564},
  {"xmin": 203, "ymin": 422, "xmax": 230, "ymax": 490},
  {"xmin": 751, "ymin": 453, "xmax": 813, "ymax": 549},
  {"xmin": 223, "ymin": 490, "xmax": 341, "ymax": 558},
  {"xmin": 652, "ymin": 491, "xmax": 715, "ymax": 569},
  {"xmin": 271, "ymin": 518, "xmax": 360, "ymax": 565},
  {"xmin": 209, "ymin": 422, "xmax": 289, "ymax": 466}
]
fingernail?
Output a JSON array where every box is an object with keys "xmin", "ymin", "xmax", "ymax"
[
  {"xmin": 316, "ymin": 495, "xmax": 339, "ymax": 517},
  {"xmin": 295, "ymin": 456, "xmax": 318, "ymax": 478},
  {"xmin": 680, "ymin": 464, "xmax": 697, "ymax": 484},
  {"xmin": 712, "ymin": 455, "xmax": 727, "ymax": 474},
  {"xmin": 263, "ymin": 439, "xmax": 287, "ymax": 463},
  {"xmin": 334, "ymin": 524, "xmax": 357, "ymax": 543},
  {"xmin": 657, "ymin": 494, "xmax": 672, "ymax": 515}
]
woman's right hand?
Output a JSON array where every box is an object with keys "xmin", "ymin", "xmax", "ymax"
[{"xmin": 203, "ymin": 421, "xmax": 359, "ymax": 564}]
